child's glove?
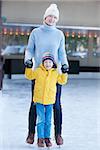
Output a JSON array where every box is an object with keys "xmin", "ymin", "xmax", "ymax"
[
  {"xmin": 61, "ymin": 64, "xmax": 69, "ymax": 73},
  {"xmin": 24, "ymin": 59, "xmax": 33, "ymax": 68}
]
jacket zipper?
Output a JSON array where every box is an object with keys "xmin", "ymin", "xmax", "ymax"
[{"xmin": 42, "ymin": 72, "xmax": 48, "ymax": 104}]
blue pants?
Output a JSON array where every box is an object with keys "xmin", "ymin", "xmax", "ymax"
[
  {"xmin": 36, "ymin": 103, "xmax": 53, "ymax": 138},
  {"xmin": 28, "ymin": 80, "xmax": 62, "ymax": 137}
]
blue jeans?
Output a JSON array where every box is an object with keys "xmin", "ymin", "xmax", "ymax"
[{"xmin": 36, "ymin": 103, "xmax": 53, "ymax": 138}]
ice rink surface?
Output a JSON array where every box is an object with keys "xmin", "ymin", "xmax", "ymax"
[{"xmin": 0, "ymin": 73, "xmax": 100, "ymax": 150}]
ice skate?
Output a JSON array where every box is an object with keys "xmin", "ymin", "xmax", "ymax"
[
  {"xmin": 55, "ymin": 134, "xmax": 63, "ymax": 147},
  {"xmin": 45, "ymin": 138, "xmax": 52, "ymax": 147},
  {"xmin": 26, "ymin": 133, "xmax": 34, "ymax": 144},
  {"xmin": 37, "ymin": 138, "xmax": 45, "ymax": 147}
]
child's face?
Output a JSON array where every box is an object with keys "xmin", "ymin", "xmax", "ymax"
[{"xmin": 43, "ymin": 59, "xmax": 53, "ymax": 70}]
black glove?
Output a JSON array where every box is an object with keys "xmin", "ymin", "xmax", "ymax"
[
  {"xmin": 24, "ymin": 59, "xmax": 33, "ymax": 68},
  {"xmin": 61, "ymin": 64, "xmax": 69, "ymax": 73}
]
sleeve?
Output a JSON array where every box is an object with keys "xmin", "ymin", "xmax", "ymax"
[
  {"xmin": 25, "ymin": 68, "xmax": 37, "ymax": 80},
  {"xmin": 24, "ymin": 30, "xmax": 35, "ymax": 62},
  {"xmin": 58, "ymin": 32, "xmax": 69, "ymax": 67},
  {"xmin": 57, "ymin": 73, "xmax": 68, "ymax": 85}
]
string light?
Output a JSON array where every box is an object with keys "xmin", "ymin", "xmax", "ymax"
[
  {"xmin": 78, "ymin": 32, "xmax": 81, "ymax": 38},
  {"xmin": 65, "ymin": 32, "xmax": 69, "ymax": 37},
  {"xmin": 94, "ymin": 33, "xmax": 97, "ymax": 38},
  {"xmin": 26, "ymin": 32, "xmax": 30, "ymax": 36},
  {"xmin": 9, "ymin": 28, "xmax": 13, "ymax": 35},
  {"xmin": 3, "ymin": 28, "xmax": 7, "ymax": 35},
  {"xmin": 88, "ymin": 33, "xmax": 92, "ymax": 38},
  {"xmin": 15, "ymin": 28, "xmax": 19, "ymax": 36},
  {"xmin": 83, "ymin": 33, "xmax": 86, "ymax": 37},
  {"xmin": 20, "ymin": 32, "xmax": 24, "ymax": 35},
  {"xmin": 26, "ymin": 30, "xmax": 30, "ymax": 36},
  {"xmin": 72, "ymin": 32, "xmax": 75, "ymax": 38}
]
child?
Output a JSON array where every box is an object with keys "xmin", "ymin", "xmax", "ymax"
[{"xmin": 25, "ymin": 53, "xmax": 68, "ymax": 147}]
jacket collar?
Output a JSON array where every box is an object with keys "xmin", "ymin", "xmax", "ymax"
[{"xmin": 40, "ymin": 64, "xmax": 54, "ymax": 72}]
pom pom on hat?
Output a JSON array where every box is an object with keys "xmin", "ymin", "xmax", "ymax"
[{"xmin": 43, "ymin": 4, "xmax": 59, "ymax": 22}]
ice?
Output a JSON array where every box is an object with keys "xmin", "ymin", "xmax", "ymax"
[{"xmin": 0, "ymin": 73, "xmax": 100, "ymax": 150}]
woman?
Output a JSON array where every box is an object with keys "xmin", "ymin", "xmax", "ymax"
[{"xmin": 25, "ymin": 3, "xmax": 69, "ymax": 145}]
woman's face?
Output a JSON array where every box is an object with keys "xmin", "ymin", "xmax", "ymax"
[{"xmin": 44, "ymin": 15, "xmax": 57, "ymax": 26}]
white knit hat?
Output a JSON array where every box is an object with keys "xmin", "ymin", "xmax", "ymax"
[{"xmin": 43, "ymin": 4, "xmax": 59, "ymax": 22}]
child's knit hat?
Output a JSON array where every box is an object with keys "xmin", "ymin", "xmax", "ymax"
[
  {"xmin": 43, "ymin": 4, "xmax": 59, "ymax": 22},
  {"xmin": 42, "ymin": 52, "xmax": 57, "ymax": 68}
]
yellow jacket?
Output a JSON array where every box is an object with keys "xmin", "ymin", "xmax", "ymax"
[{"xmin": 25, "ymin": 64, "xmax": 68, "ymax": 105}]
